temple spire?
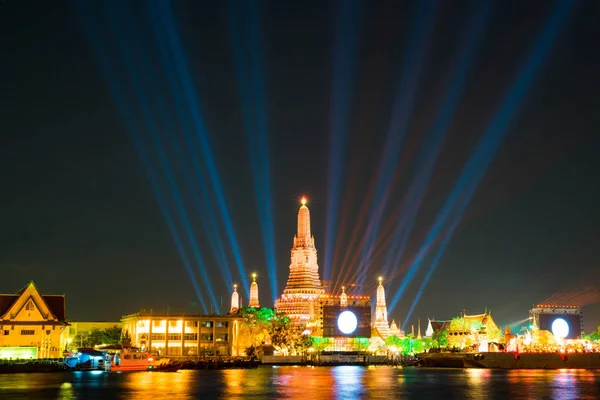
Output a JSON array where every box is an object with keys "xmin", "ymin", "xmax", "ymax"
[
  {"xmin": 230, "ymin": 284, "xmax": 239, "ymax": 313},
  {"xmin": 249, "ymin": 273, "xmax": 260, "ymax": 308},
  {"xmin": 340, "ymin": 286, "xmax": 347, "ymax": 307},
  {"xmin": 374, "ymin": 276, "xmax": 390, "ymax": 338},
  {"xmin": 295, "ymin": 196, "xmax": 312, "ymax": 248}
]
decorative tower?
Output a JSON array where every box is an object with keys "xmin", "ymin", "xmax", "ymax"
[
  {"xmin": 249, "ymin": 273, "xmax": 260, "ymax": 308},
  {"xmin": 230, "ymin": 284, "xmax": 240, "ymax": 313},
  {"xmin": 275, "ymin": 196, "xmax": 324, "ymax": 327},
  {"xmin": 389, "ymin": 319, "xmax": 401, "ymax": 337},
  {"xmin": 374, "ymin": 276, "xmax": 390, "ymax": 338},
  {"xmin": 340, "ymin": 286, "xmax": 348, "ymax": 307}
]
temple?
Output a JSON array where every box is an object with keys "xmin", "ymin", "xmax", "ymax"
[
  {"xmin": 248, "ymin": 274, "xmax": 260, "ymax": 308},
  {"xmin": 275, "ymin": 196, "xmax": 324, "ymax": 327},
  {"xmin": 230, "ymin": 284, "xmax": 239, "ymax": 313},
  {"xmin": 373, "ymin": 277, "xmax": 391, "ymax": 338}
]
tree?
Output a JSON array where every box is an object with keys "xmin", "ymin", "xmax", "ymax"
[
  {"xmin": 583, "ymin": 331, "xmax": 600, "ymax": 343},
  {"xmin": 237, "ymin": 307, "xmax": 274, "ymax": 356},
  {"xmin": 101, "ymin": 326, "xmax": 122, "ymax": 344},
  {"xmin": 71, "ymin": 326, "xmax": 122, "ymax": 350},
  {"xmin": 385, "ymin": 335, "xmax": 403, "ymax": 350},
  {"xmin": 432, "ymin": 327, "xmax": 449, "ymax": 348}
]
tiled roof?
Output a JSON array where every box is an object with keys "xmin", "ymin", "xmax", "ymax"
[
  {"xmin": 430, "ymin": 320, "xmax": 451, "ymax": 331},
  {"xmin": 0, "ymin": 283, "xmax": 66, "ymax": 322},
  {"xmin": 43, "ymin": 295, "xmax": 66, "ymax": 321},
  {"xmin": 0, "ymin": 295, "xmax": 18, "ymax": 317}
]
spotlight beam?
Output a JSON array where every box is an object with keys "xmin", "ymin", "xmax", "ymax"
[
  {"xmin": 395, "ymin": 0, "xmax": 576, "ymax": 320},
  {"xmin": 325, "ymin": 0, "xmax": 362, "ymax": 283},
  {"xmin": 155, "ymin": 0, "xmax": 250, "ymax": 300},
  {"xmin": 355, "ymin": 0, "xmax": 437, "ymax": 289},
  {"xmin": 227, "ymin": 0, "xmax": 278, "ymax": 302},
  {"xmin": 382, "ymin": 0, "xmax": 494, "ymax": 281},
  {"xmin": 72, "ymin": 2, "xmax": 209, "ymax": 312},
  {"xmin": 107, "ymin": 2, "xmax": 221, "ymax": 312},
  {"xmin": 146, "ymin": 5, "xmax": 235, "ymax": 291}
]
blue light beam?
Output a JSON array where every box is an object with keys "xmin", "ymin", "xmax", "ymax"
[
  {"xmin": 107, "ymin": 2, "xmax": 221, "ymax": 312},
  {"xmin": 145, "ymin": 5, "xmax": 235, "ymax": 292},
  {"xmin": 154, "ymin": 0, "xmax": 250, "ymax": 300},
  {"xmin": 355, "ymin": 0, "xmax": 437, "ymax": 287},
  {"xmin": 393, "ymin": 0, "xmax": 575, "ymax": 318},
  {"xmin": 72, "ymin": 2, "xmax": 209, "ymax": 312},
  {"xmin": 382, "ymin": 0, "xmax": 494, "ymax": 279},
  {"xmin": 324, "ymin": 0, "xmax": 362, "ymax": 283},
  {"xmin": 227, "ymin": 0, "xmax": 278, "ymax": 302}
]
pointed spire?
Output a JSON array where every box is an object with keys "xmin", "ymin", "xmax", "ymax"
[
  {"xmin": 340, "ymin": 286, "xmax": 347, "ymax": 307},
  {"xmin": 417, "ymin": 318, "xmax": 422, "ymax": 339},
  {"xmin": 374, "ymin": 276, "xmax": 390, "ymax": 338},
  {"xmin": 296, "ymin": 196, "xmax": 312, "ymax": 247},
  {"xmin": 249, "ymin": 273, "xmax": 260, "ymax": 308},
  {"xmin": 230, "ymin": 284, "xmax": 239, "ymax": 313},
  {"xmin": 376, "ymin": 276, "xmax": 386, "ymax": 307},
  {"xmin": 390, "ymin": 319, "xmax": 401, "ymax": 337}
]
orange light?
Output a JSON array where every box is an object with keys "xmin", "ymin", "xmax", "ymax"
[{"xmin": 301, "ymin": 196, "xmax": 307, "ymax": 205}]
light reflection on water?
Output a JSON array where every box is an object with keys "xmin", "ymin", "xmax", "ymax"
[{"xmin": 0, "ymin": 367, "xmax": 598, "ymax": 399}]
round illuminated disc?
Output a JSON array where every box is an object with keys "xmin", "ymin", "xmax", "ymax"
[
  {"xmin": 337, "ymin": 311, "xmax": 358, "ymax": 334},
  {"xmin": 551, "ymin": 318, "xmax": 569, "ymax": 338}
]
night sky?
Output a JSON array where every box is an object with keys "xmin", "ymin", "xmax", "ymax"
[{"xmin": 1, "ymin": 1, "xmax": 599, "ymax": 332}]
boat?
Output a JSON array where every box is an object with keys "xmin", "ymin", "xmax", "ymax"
[
  {"xmin": 105, "ymin": 349, "xmax": 172, "ymax": 372},
  {"xmin": 415, "ymin": 351, "xmax": 600, "ymax": 369}
]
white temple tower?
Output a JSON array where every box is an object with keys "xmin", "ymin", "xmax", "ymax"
[
  {"xmin": 340, "ymin": 286, "xmax": 348, "ymax": 307},
  {"xmin": 248, "ymin": 273, "xmax": 260, "ymax": 308},
  {"xmin": 275, "ymin": 196, "xmax": 324, "ymax": 326},
  {"xmin": 374, "ymin": 276, "xmax": 391, "ymax": 338},
  {"xmin": 230, "ymin": 284, "xmax": 240, "ymax": 313}
]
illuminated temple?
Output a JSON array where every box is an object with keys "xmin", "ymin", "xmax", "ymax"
[{"xmin": 274, "ymin": 197, "xmax": 325, "ymax": 327}]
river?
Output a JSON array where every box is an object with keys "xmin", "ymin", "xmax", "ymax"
[{"xmin": 0, "ymin": 366, "xmax": 598, "ymax": 399}]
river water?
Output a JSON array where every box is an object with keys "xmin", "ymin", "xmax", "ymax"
[{"xmin": 0, "ymin": 366, "xmax": 598, "ymax": 399}]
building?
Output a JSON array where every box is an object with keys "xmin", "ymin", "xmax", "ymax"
[
  {"xmin": 275, "ymin": 196, "xmax": 325, "ymax": 327},
  {"xmin": 248, "ymin": 273, "xmax": 260, "ymax": 308},
  {"xmin": 121, "ymin": 310, "xmax": 242, "ymax": 356},
  {"xmin": 373, "ymin": 277, "xmax": 391, "ymax": 338},
  {"xmin": 425, "ymin": 319, "xmax": 451, "ymax": 337},
  {"xmin": 0, "ymin": 281, "xmax": 69, "ymax": 358}
]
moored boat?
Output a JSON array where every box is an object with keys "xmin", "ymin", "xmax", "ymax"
[{"xmin": 105, "ymin": 349, "xmax": 171, "ymax": 372}]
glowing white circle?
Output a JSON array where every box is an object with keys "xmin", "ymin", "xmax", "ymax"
[
  {"xmin": 551, "ymin": 318, "xmax": 569, "ymax": 338},
  {"xmin": 337, "ymin": 311, "xmax": 358, "ymax": 334}
]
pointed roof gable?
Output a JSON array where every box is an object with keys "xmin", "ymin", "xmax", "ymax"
[{"xmin": 0, "ymin": 281, "xmax": 66, "ymax": 322}]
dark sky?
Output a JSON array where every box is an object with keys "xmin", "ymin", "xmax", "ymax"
[{"xmin": 1, "ymin": 0, "xmax": 599, "ymax": 332}]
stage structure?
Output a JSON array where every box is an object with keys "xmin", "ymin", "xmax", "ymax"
[{"xmin": 530, "ymin": 304, "xmax": 583, "ymax": 339}]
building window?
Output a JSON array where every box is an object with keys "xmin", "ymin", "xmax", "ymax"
[
  {"xmin": 201, "ymin": 321, "xmax": 212, "ymax": 328},
  {"xmin": 25, "ymin": 301, "xmax": 34, "ymax": 311},
  {"xmin": 216, "ymin": 333, "xmax": 228, "ymax": 342},
  {"xmin": 184, "ymin": 333, "xmax": 198, "ymax": 341},
  {"xmin": 2, "ymin": 330, "xmax": 8, "ymax": 336},
  {"xmin": 21, "ymin": 330, "xmax": 35, "ymax": 335},
  {"xmin": 185, "ymin": 321, "xmax": 198, "ymax": 328},
  {"xmin": 150, "ymin": 333, "xmax": 165, "ymax": 341},
  {"xmin": 167, "ymin": 334, "xmax": 182, "ymax": 341},
  {"xmin": 200, "ymin": 333, "xmax": 213, "ymax": 341},
  {"xmin": 169, "ymin": 321, "xmax": 179, "ymax": 328},
  {"xmin": 153, "ymin": 320, "xmax": 163, "ymax": 327},
  {"xmin": 216, "ymin": 321, "xmax": 228, "ymax": 328}
]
